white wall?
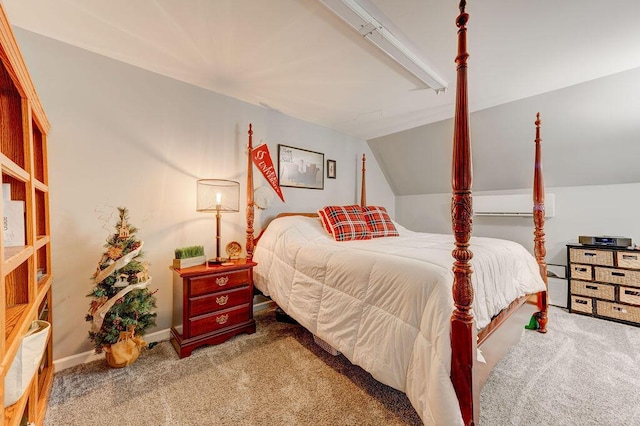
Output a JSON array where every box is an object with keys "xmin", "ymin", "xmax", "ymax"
[
  {"xmin": 374, "ymin": 67, "xmax": 640, "ymax": 272},
  {"xmin": 397, "ymin": 183, "xmax": 640, "ymax": 266},
  {"xmin": 369, "ymin": 67, "xmax": 640, "ymax": 195},
  {"xmin": 15, "ymin": 28, "xmax": 394, "ymax": 361}
]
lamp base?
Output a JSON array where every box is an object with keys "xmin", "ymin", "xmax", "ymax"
[{"xmin": 208, "ymin": 258, "xmax": 236, "ymax": 267}]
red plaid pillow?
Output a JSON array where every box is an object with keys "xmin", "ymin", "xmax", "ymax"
[
  {"xmin": 362, "ymin": 206, "xmax": 399, "ymax": 238},
  {"xmin": 319, "ymin": 205, "xmax": 372, "ymax": 241},
  {"xmin": 317, "ymin": 209, "xmax": 333, "ymax": 235}
]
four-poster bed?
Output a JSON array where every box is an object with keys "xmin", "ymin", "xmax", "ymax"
[{"xmin": 244, "ymin": 2, "xmax": 548, "ymax": 425}]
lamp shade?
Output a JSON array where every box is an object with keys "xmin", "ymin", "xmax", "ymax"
[{"xmin": 196, "ymin": 179, "xmax": 240, "ymax": 213}]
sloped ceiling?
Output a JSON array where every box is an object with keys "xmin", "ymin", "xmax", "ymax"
[
  {"xmin": 4, "ymin": 0, "xmax": 640, "ymax": 140},
  {"xmin": 369, "ymin": 67, "xmax": 640, "ymax": 195}
]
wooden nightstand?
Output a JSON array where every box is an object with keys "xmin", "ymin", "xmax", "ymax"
[{"xmin": 170, "ymin": 259, "xmax": 257, "ymax": 358}]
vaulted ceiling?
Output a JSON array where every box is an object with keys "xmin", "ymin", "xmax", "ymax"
[{"xmin": 5, "ymin": 0, "xmax": 640, "ymax": 140}]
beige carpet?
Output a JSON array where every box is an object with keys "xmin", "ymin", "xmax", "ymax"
[
  {"xmin": 46, "ymin": 306, "xmax": 640, "ymax": 425},
  {"xmin": 45, "ymin": 309, "xmax": 422, "ymax": 425},
  {"xmin": 480, "ymin": 306, "xmax": 640, "ymax": 425}
]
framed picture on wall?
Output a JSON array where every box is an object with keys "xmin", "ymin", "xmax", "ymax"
[
  {"xmin": 327, "ymin": 159, "xmax": 336, "ymax": 179},
  {"xmin": 278, "ymin": 144, "xmax": 324, "ymax": 190}
]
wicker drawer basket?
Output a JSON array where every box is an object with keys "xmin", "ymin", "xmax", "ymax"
[
  {"xmin": 619, "ymin": 287, "xmax": 640, "ymax": 305},
  {"xmin": 571, "ymin": 296, "xmax": 593, "ymax": 314},
  {"xmin": 595, "ymin": 267, "xmax": 640, "ymax": 287},
  {"xmin": 571, "ymin": 280, "xmax": 615, "ymax": 301},
  {"xmin": 569, "ymin": 248, "xmax": 613, "ymax": 266},
  {"xmin": 597, "ymin": 300, "xmax": 640, "ymax": 324},
  {"xmin": 617, "ymin": 251, "xmax": 640, "ymax": 269},
  {"xmin": 570, "ymin": 264, "xmax": 593, "ymax": 281}
]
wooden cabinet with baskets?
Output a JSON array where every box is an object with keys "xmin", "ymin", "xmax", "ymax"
[
  {"xmin": 567, "ymin": 244, "xmax": 640, "ymax": 326},
  {"xmin": 1, "ymin": 4, "xmax": 54, "ymax": 425},
  {"xmin": 170, "ymin": 260, "xmax": 256, "ymax": 358}
]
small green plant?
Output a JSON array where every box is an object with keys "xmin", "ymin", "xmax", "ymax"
[{"xmin": 174, "ymin": 245, "xmax": 205, "ymax": 259}]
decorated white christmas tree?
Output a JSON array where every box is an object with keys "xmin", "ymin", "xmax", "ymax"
[{"xmin": 85, "ymin": 207, "xmax": 157, "ymax": 366}]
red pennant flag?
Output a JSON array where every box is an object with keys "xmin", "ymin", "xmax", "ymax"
[{"xmin": 252, "ymin": 144, "xmax": 285, "ymax": 203}]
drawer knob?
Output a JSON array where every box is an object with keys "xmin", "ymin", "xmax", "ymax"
[
  {"xmin": 623, "ymin": 254, "xmax": 638, "ymax": 260},
  {"xmin": 586, "ymin": 285, "xmax": 598, "ymax": 290},
  {"xmin": 625, "ymin": 290, "xmax": 640, "ymax": 297},
  {"xmin": 613, "ymin": 306, "xmax": 628, "ymax": 313},
  {"xmin": 612, "ymin": 272, "xmax": 625, "ymax": 277},
  {"xmin": 216, "ymin": 276, "xmax": 229, "ymax": 286},
  {"xmin": 216, "ymin": 295, "xmax": 229, "ymax": 306},
  {"xmin": 576, "ymin": 299, "xmax": 588, "ymax": 305},
  {"xmin": 216, "ymin": 314, "xmax": 229, "ymax": 324},
  {"xmin": 585, "ymin": 252, "xmax": 596, "ymax": 257},
  {"xmin": 576, "ymin": 267, "xmax": 587, "ymax": 272}
]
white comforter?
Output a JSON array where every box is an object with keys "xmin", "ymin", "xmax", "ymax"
[{"xmin": 253, "ymin": 215, "xmax": 546, "ymax": 425}]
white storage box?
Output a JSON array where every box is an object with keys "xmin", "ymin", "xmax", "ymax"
[{"xmin": 548, "ymin": 264, "xmax": 568, "ymax": 309}]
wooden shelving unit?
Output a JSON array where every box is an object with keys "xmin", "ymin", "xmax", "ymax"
[{"xmin": 1, "ymin": 3, "xmax": 53, "ymax": 425}]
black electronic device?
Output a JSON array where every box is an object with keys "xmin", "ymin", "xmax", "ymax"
[{"xmin": 578, "ymin": 235, "xmax": 632, "ymax": 248}]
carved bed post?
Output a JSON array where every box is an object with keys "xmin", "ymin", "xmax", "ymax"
[
  {"xmin": 246, "ymin": 123, "xmax": 255, "ymax": 261},
  {"xmin": 533, "ymin": 113, "xmax": 548, "ymax": 333},
  {"xmin": 450, "ymin": 1, "xmax": 475, "ymax": 425},
  {"xmin": 361, "ymin": 153, "xmax": 367, "ymax": 207}
]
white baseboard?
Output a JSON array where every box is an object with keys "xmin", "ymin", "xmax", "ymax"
[
  {"xmin": 53, "ymin": 328, "xmax": 171, "ymax": 372},
  {"xmin": 53, "ymin": 302, "xmax": 277, "ymax": 372}
]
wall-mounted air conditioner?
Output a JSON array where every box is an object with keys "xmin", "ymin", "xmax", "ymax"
[{"xmin": 473, "ymin": 193, "xmax": 555, "ymax": 218}]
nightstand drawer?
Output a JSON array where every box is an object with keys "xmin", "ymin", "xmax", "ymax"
[
  {"xmin": 597, "ymin": 300, "xmax": 640, "ymax": 324},
  {"xmin": 569, "ymin": 248, "xmax": 613, "ymax": 266},
  {"xmin": 190, "ymin": 304, "xmax": 251, "ymax": 336},
  {"xmin": 617, "ymin": 251, "xmax": 640, "ymax": 269},
  {"xmin": 571, "ymin": 295, "xmax": 593, "ymax": 314},
  {"xmin": 570, "ymin": 264, "xmax": 592, "ymax": 281},
  {"xmin": 190, "ymin": 270, "xmax": 251, "ymax": 296},
  {"xmin": 595, "ymin": 267, "xmax": 640, "ymax": 287},
  {"xmin": 571, "ymin": 280, "xmax": 614, "ymax": 301},
  {"xmin": 189, "ymin": 286, "xmax": 251, "ymax": 317},
  {"xmin": 620, "ymin": 287, "xmax": 640, "ymax": 306}
]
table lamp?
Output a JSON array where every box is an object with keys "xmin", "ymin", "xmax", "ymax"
[{"xmin": 196, "ymin": 179, "xmax": 240, "ymax": 264}]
